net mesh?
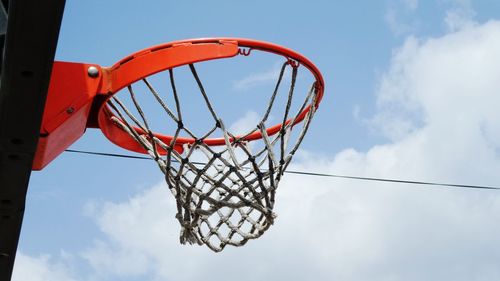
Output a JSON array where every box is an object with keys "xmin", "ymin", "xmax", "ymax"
[{"xmin": 107, "ymin": 60, "xmax": 319, "ymax": 252}]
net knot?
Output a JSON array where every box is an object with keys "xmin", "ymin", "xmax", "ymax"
[{"xmin": 179, "ymin": 225, "xmax": 203, "ymax": 245}]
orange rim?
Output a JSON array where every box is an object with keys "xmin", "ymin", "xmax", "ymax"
[{"xmin": 96, "ymin": 38, "xmax": 325, "ymax": 154}]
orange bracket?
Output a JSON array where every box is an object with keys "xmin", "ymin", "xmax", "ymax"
[
  {"xmin": 33, "ymin": 40, "xmax": 240, "ymax": 170},
  {"xmin": 32, "ymin": 61, "xmax": 102, "ymax": 170}
]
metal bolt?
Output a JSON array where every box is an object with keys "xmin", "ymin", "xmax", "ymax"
[
  {"xmin": 66, "ymin": 107, "xmax": 75, "ymax": 114},
  {"xmin": 87, "ymin": 66, "xmax": 99, "ymax": 78}
]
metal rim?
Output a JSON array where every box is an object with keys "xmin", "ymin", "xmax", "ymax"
[{"xmin": 97, "ymin": 37, "xmax": 325, "ymax": 154}]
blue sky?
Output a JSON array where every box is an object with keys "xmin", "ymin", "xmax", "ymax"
[{"xmin": 12, "ymin": 1, "xmax": 500, "ymax": 280}]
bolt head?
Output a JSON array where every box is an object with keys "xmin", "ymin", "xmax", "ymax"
[{"xmin": 87, "ymin": 66, "xmax": 99, "ymax": 78}]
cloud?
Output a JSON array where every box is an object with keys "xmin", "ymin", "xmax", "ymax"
[
  {"xmin": 385, "ymin": 8, "xmax": 411, "ymax": 36},
  {"xmin": 444, "ymin": 0, "xmax": 477, "ymax": 31},
  {"xmin": 228, "ymin": 110, "xmax": 261, "ymax": 135},
  {"xmin": 404, "ymin": 0, "xmax": 419, "ymax": 11},
  {"xmin": 384, "ymin": 0, "xmax": 420, "ymax": 36},
  {"xmin": 77, "ymin": 20, "xmax": 500, "ymax": 281},
  {"xmin": 12, "ymin": 252, "xmax": 78, "ymax": 281},
  {"xmin": 80, "ymin": 183, "xmax": 218, "ymax": 280},
  {"xmin": 232, "ymin": 62, "xmax": 291, "ymax": 90}
]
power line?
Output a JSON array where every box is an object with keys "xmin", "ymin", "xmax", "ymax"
[{"xmin": 64, "ymin": 149, "xmax": 500, "ymax": 191}]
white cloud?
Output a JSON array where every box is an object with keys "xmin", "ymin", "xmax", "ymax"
[
  {"xmin": 228, "ymin": 110, "xmax": 261, "ymax": 135},
  {"xmin": 404, "ymin": 0, "xmax": 419, "ymax": 11},
  {"xmin": 385, "ymin": 8, "xmax": 416, "ymax": 36},
  {"xmin": 384, "ymin": 0, "xmax": 420, "ymax": 36},
  {"xmin": 444, "ymin": 0, "xmax": 477, "ymax": 31},
  {"xmin": 81, "ymin": 183, "xmax": 218, "ymax": 280},
  {"xmin": 78, "ymin": 20, "xmax": 500, "ymax": 281},
  {"xmin": 232, "ymin": 62, "xmax": 291, "ymax": 90},
  {"xmin": 385, "ymin": 0, "xmax": 478, "ymax": 35},
  {"xmin": 12, "ymin": 252, "xmax": 78, "ymax": 281}
]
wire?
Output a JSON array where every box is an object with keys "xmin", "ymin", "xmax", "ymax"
[{"xmin": 65, "ymin": 149, "xmax": 500, "ymax": 191}]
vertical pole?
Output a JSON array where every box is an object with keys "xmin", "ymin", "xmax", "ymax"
[{"xmin": 0, "ymin": 1, "xmax": 66, "ymax": 280}]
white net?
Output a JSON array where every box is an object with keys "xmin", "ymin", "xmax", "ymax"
[{"xmin": 107, "ymin": 61, "xmax": 319, "ymax": 252}]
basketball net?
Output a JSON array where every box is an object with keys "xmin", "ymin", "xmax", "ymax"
[{"xmin": 107, "ymin": 60, "xmax": 319, "ymax": 252}]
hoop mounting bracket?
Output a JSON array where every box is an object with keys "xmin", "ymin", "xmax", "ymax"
[{"xmin": 33, "ymin": 61, "xmax": 102, "ymax": 170}]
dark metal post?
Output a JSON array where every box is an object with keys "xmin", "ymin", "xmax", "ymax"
[{"xmin": 0, "ymin": 1, "xmax": 65, "ymax": 280}]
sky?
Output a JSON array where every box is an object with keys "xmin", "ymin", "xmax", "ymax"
[{"xmin": 11, "ymin": 0, "xmax": 500, "ymax": 280}]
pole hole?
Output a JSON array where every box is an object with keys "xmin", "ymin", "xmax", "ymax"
[
  {"xmin": 10, "ymin": 138, "xmax": 24, "ymax": 145},
  {"xmin": 7, "ymin": 154, "xmax": 20, "ymax": 161},
  {"xmin": 0, "ymin": 199, "xmax": 12, "ymax": 205},
  {"xmin": 21, "ymin": 70, "xmax": 34, "ymax": 78}
]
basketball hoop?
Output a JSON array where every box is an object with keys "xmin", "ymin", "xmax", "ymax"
[{"xmin": 34, "ymin": 38, "xmax": 325, "ymax": 252}]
